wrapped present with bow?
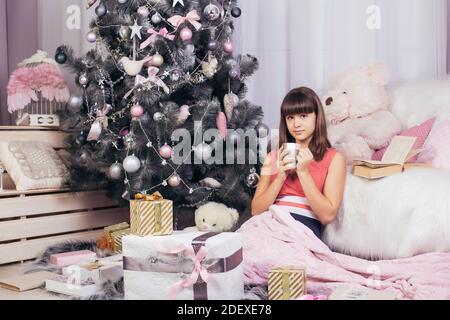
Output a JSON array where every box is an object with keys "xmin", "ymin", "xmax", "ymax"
[
  {"xmin": 130, "ymin": 192, "xmax": 173, "ymax": 237},
  {"xmin": 122, "ymin": 232, "xmax": 244, "ymax": 300},
  {"xmin": 97, "ymin": 222, "xmax": 130, "ymax": 253},
  {"xmin": 268, "ymin": 266, "xmax": 307, "ymax": 300}
]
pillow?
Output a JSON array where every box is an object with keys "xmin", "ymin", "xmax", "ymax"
[
  {"xmin": 417, "ymin": 120, "xmax": 450, "ymax": 170},
  {"xmin": 372, "ymin": 117, "xmax": 436, "ymax": 162},
  {"xmin": 0, "ymin": 141, "xmax": 69, "ymax": 191}
]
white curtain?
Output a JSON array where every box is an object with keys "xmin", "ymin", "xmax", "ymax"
[
  {"xmin": 234, "ymin": 0, "xmax": 448, "ymax": 129},
  {"xmin": 38, "ymin": 0, "xmax": 95, "ymax": 91}
]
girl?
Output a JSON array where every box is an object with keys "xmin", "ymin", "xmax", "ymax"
[{"xmin": 251, "ymin": 87, "xmax": 347, "ymax": 240}]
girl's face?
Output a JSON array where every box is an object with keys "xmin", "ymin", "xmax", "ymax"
[{"xmin": 286, "ymin": 113, "xmax": 317, "ymax": 143}]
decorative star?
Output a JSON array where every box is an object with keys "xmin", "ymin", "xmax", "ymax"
[
  {"xmin": 129, "ymin": 20, "xmax": 143, "ymax": 40},
  {"xmin": 172, "ymin": 0, "xmax": 184, "ymax": 7}
]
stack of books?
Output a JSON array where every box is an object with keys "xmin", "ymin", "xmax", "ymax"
[{"xmin": 352, "ymin": 136, "xmax": 432, "ymax": 180}]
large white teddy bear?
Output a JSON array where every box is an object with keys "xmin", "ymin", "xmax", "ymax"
[{"xmin": 322, "ymin": 63, "xmax": 402, "ymax": 163}]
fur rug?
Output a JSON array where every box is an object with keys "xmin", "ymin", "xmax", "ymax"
[
  {"xmin": 25, "ymin": 241, "xmax": 267, "ymax": 300},
  {"xmin": 324, "ymin": 168, "xmax": 450, "ymax": 260}
]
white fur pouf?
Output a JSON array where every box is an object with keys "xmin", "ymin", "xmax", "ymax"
[{"xmin": 323, "ymin": 168, "xmax": 450, "ymax": 260}]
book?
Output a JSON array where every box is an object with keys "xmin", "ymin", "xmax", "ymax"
[
  {"xmin": 0, "ymin": 271, "xmax": 59, "ymax": 292},
  {"xmin": 329, "ymin": 287, "xmax": 397, "ymax": 300},
  {"xmin": 45, "ymin": 275, "xmax": 102, "ymax": 298},
  {"xmin": 352, "ymin": 136, "xmax": 430, "ymax": 180}
]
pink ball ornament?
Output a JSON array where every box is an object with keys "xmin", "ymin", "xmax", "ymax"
[
  {"xmin": 131, "ymin": 105, "xmax": 145, "ymax": 118},
  {"xmin": 159, "ymin": 144, "xmax": 173, "ymax": 159},
  {"xmin": 180, "ymin": 27, "xmax": 193, "ymax": 41},
  {"xmin": 137, "ymin": 6, "xmax": 150, "ymax": 17},
  {"xmin": 223, "ymin": 40, "xmax": 234, "ymax": 54}
]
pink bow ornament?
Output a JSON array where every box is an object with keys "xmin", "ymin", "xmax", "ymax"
[
  {"xmin": 87, "ymin": 104, "xmax": 112, "ymax": 141},
  {"xmin": 140, "ymin": 28, "xmax": 175, "ymax": 50},
  {"xmin": 168, "ymin": 10, "xmax": 202, "ymax": 31}
]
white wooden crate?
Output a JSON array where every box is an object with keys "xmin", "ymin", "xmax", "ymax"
[{"xmin": 0, "ymin": 127, "xmax": 129, "ymax": 265}]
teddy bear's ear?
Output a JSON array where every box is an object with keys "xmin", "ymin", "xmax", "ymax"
[{"xmin": 366, "ymin": 62, "xmax": 389, "ymax": 86}]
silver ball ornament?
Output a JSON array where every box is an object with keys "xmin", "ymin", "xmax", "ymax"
[
  {"xmin": 79, "ymin": 74, "xmax": 89, "ymax": 85},
  {"xmin": 208, "ymin": 40, "xmax": 218, "ymax": 51},
  {"xmin": 168, "ymin": 174, "xmax": 182, "ymax": 187},
  {"xmin": 109, "ymin": 163, "xmax": 123, "ymax": 180},
  {"xmin": 123, "ymin": 154, "xmax": 141, "ymax": 173},
  {"xmin": 117, "ymin": 0, "xmax": 128, "ymax": 4},
  {"xmin": 68, "ymin": 95, "xmax": 83, "ymax": 110},
  {"xmin": 246, "ymin": 172, "xmax": 260, "ymax": 188},
  {"xmin": 151, "ymin": 13, "xmax": 162, "ymax": 24},
  {"xmin": 153, "ymin": 112, "xmax": 164, "ymax": 122},
  {"xmin": 203, "ymin": 3, "xmax": 223, "ymax": 21},
  {"xmin": 95, "ymin": 2, "xmax": 107, "ymax": 17}
]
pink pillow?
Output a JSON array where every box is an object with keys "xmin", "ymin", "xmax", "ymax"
[
  {"xmin": 417, "ymin": 120, "xmax": 450, "ymax": 170},
  {"xmin": 372, "ymin": 117, "xmax": 436, "ymax": 162}
]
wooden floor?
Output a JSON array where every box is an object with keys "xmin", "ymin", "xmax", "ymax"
[{"xmin": 0, "ymin": 262, "xmax": 65, "ymax": 300}]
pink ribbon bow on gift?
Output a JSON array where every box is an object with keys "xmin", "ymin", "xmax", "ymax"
[
  {"xmin": 124, "ymin": 67, "xmax": 170, "ymax": 99},
  {"xmin": 168, "ymin": 10, "xmax": 202, "ymax": 31},
  {"xmin": 158, "ymin": 244, "xmax": 209, "ymax": 300},
  {"xmin": 298, "ymin": 294, "xmax": 328, "ymax": 300},
  {"xmin": 87, "ymin": 104, "xmax": 112, "ymax": 141},
  {"xmin": 140, "ymin": 28, "xmax": 175, "ymax": 50}
]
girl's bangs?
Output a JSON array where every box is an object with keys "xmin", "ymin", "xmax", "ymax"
[{"xmin": 281, "ymin": 94, "xmax": 317, "ymax": 117}]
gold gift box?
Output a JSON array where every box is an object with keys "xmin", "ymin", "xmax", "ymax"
[
  {"xmin": 110, "ymin": 228, "xmax": 131, "ymax": 254},
  {"xmin": 130, "ymin": 192, "xmax": 173, "ymax": 237},
  {"xmin": 268, "ymin": 266, "xmax": 307, "ymax": 300}
]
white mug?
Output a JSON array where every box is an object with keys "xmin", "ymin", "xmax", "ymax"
[{"xmin": 283, "ymin": 143, "xmax": 300, "ymax": 170}]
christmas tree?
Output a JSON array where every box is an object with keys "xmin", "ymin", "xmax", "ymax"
[{"xmin": 56, "ymin": 0, "xmax": 267, "ymax": 226}]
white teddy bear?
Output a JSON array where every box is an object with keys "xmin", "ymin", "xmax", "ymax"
[
  {"xmin": 322, "ymin": 63, "xmax": 402, "ymax": 163},
  {"xmin": 184, "ymin": 202, "xmax": 240, "ymax": 233}
]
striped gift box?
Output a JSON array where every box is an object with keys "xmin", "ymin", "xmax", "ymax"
[
  {"xmin": 268, "ymin": 266, "xmax": 306, "ymax": 300},
  {"xmin": 130, "ymin": 199, "xmax": 173, "ymax": 237},
  {"xmin": 111, "ymin": 228, "xmax": 131, "ymax": 254}
]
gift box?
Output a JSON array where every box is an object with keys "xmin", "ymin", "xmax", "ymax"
[
  {"xmin": 111, "ymin": 228, "xmax": 131, "ymax": 254},
  {"xmin": 268, "ymin": 266, "xmax": 307, "ymax": 300},
  {"xmin": 97, "ymin": 222, "xmax": 130, "ymax": 253},
  {"xmin": 130, "ymin": 192, "xmax": 173, "ymax": 236},
  {"xmin": 49, "ymin": 250, "xmax": 97, "ymax": 267},
  {"xmin": 123, "ymin": 232, "xmax": 244, "ymax": 300},
  {"xmin": 62, "ymin": 255, "xmax": 123, "ymax": 285}
]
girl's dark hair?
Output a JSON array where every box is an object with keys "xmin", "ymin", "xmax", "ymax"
[{"xmin": 279, "ymin": 87, "xmax": 331, "ymax": 161}]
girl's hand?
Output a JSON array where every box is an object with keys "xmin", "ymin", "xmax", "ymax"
[
  {"xmin": 296, "ymin": 148, "xmax": 314, "ymax": 175},
  {"xmin": 276, "ymin": 146, "xmax": 296, "ymax": 181}
]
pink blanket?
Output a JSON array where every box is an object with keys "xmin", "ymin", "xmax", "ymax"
[{"xmin": 238, "ymin": 206, "xmax": 450, "ymax": 300}]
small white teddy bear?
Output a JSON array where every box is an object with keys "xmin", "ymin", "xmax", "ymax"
[{"xmin": 184, "ymin": 202, "xmax": 240, "ymax": 233}]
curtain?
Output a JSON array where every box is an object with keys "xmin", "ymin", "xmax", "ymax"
[
  {"xmin": 0, "ymin": 0, "xmax": 39, "ymax": 125},
  {"xmin": 38, "ymin": 0, "xmax": 95, "ymax": 92},
  {"xmin": 234, "ymin": 0, "xmax": 448, "ymax": 129}
]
